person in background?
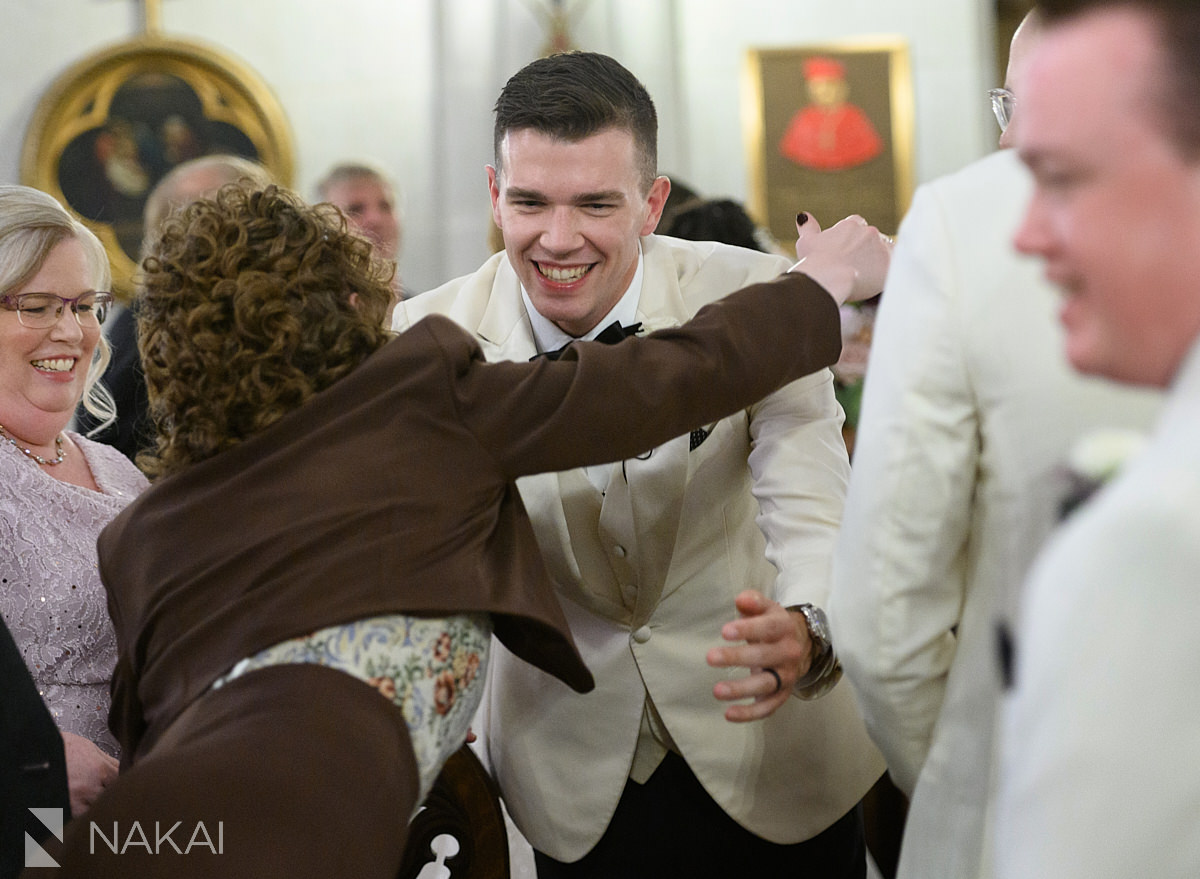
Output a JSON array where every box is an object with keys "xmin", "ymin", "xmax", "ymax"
[
  {"xmin": 0, "ymin": 184, "xmax": 148, "ymax": 817},
  {"xmin": 659, "ymin": 196, "xmax": 780, "ymax": 254},
  {"xmin": 989, "ymin": 9, "xmax": 1045, "ymax": 150},
  {"xmin": 994, "ymin": 1, "xmax": 1200, "ymax": 875},
  {"xmin": 396, "ymin": 50, "xmax": 887, "ymax": 878},
  {"xmin": 828, "ymin": 7, "xmax": 1158, "ymax": 876},
  {"xmin": 830, "ymin": 146, "xmax": 1159, "ymax": 879},
  {"xmin": 316, "ymin": 160, "xmax": 410, "ymax": 308},
  {"xmin": 653, "ymin": 175, "xmax": 701, "ymax": 232},
  {"xmin": 52, "ymin": 181, "xmax": 881, "ymax": 877},
  {"xmin": 76, "ymin": 154, "xmax": 272, "ymax": 464}
]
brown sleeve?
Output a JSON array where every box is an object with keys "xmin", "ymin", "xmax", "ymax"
[{"xmin": 429, "ymin": 271, "xmax": 841, "ymax": 479}]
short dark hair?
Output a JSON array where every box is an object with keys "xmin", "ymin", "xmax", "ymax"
[
  {"xmin": 1038, "ymin": 0, "xmax": 1200, "ymax": 156},
  {"xmin": 493, "ymin": 52, "xmax": 658, "ymax": 190},
  {"xmin": 661, "ymin": 199, "xmax": 770, "ymax": 253}
]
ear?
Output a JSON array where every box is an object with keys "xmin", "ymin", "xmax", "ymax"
[
  {"xmin": 487, "ymin": 165, "xmax": 503, "ymax": 229},
  {"xmin": 639, "ymin": 176, "xmax": 672, "ymax": 236}
]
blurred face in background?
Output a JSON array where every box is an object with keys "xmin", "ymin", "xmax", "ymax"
[
  {"xmin": 323, "ymin": 175, "xmax": 402, "ymax": 261},
  {"xmin": 997, "ymin": 11, "xmax": 1044, "ymax": 149}
]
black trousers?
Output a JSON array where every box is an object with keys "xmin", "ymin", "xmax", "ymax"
[{"xmin": 534, "ymin": 751, "xmax": 866, "ymax": 879}]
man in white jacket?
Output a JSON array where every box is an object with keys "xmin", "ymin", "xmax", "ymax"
[
  {"xmin": 829, "ymin": 10, "xmax": 1160, "ymax": 876},
  {"xmin": 397, "ymin": 50, "xmax": 887, "ymax": 879},
  {"xmin": 995, "ymin": 0, "xmax": 1200, "ymax": 875}
]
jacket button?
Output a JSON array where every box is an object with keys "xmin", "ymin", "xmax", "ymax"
[
  {"xmin": 632, "ymin": 626, "xmax": 652, "ymax": 643},
  {"xmin": 613, "ymin": 545, "xmax": 627, "ymax": 558}
]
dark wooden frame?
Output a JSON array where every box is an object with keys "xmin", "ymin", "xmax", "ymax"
[{"xmin": 400, "ymin": 746, "xmax": 510, "ymax": 879}]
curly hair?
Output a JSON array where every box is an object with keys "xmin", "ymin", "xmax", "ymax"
[{"xmin": 137, "ymin": 183, "xmax": 395, "ymax": 479}]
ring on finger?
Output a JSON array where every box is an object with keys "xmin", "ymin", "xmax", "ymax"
[{"xmin": 764, "ymin": 667, "xmax": 783, "ymax": 695}]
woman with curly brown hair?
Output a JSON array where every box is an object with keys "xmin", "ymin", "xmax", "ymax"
[{"xmin": 51, "ymin": 183, "xmax": 885, "ymax": 877}]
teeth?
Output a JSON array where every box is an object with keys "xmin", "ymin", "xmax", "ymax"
[
  {"xmin": 32, "ymin": 358, "xmax": 75, "ymax": 372},
  {"xmin": 538, "ymin": 264, "xmax": 589, "ymax": 282}
]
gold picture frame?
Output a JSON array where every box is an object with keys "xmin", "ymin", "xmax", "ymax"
[
  {"xmin": 21, "ymin": 36, "xmax": 295, "ymax": 299},
  {"xmin": 744, "ymin": 38, "xmax": 914, "ymax": 242}
]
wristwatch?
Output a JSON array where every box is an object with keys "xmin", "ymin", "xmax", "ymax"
[{"xmin": 789, "ymin": 603, "xmax": 843, "ymax": 700}]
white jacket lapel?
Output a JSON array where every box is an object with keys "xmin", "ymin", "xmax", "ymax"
[
  {"xmin": 597, "ymin": 238, "xmax": 695, "ymax": 619},
  {"xmin": 477, "ymin": 259, "xmax": 538, "ymax": 362}
]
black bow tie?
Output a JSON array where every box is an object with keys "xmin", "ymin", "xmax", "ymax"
[{"xmin": 529, "ymin": 320, "xmax": 643, "ymax": 362}]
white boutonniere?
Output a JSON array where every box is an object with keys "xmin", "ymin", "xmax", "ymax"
[{"xmin": 1059, "ymin": 428, "xmax": 1148, "ymax": 518}]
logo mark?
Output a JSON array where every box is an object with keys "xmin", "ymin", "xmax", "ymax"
[{"xmin": 25, "ymin": 808, "xmax": 63, "ymax": 868}]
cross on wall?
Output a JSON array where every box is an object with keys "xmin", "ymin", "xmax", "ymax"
[{"xmin": 141, "ymin": 0, "xmax": 163, "ymax": 35}]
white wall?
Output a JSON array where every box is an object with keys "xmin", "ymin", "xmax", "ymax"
[{"xmin": 0, "ymin": 0, "xmax": 997, "ymax": 293}]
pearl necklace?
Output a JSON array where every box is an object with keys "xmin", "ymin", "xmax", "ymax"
[{"xmin": 0, "ymin": 423, "xmax": 66, "ymax": 466}]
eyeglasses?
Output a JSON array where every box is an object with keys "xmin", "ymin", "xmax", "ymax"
[
  {"xmin": 0, "ymin": 291, "xmax": 114, "ymax": 329},
  {"xmin": 988, "ymin": 87, "xmax": 1016, "ymax": 133}
]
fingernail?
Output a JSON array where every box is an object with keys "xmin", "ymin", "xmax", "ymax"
[{"xmin": 796, "ymin": 212, "xmax": 808, "ymax": 226}]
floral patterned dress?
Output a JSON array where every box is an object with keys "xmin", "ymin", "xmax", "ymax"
[{"xmin": 213, "ymin": 612, "xmax": 491, "ymax": 806}]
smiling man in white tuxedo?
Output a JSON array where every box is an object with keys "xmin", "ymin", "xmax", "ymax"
[
  {"xmin": 994, "ymin": 1, "xmax": 1200, "ymax": 876},
  {"xmin": 395, "ymin": 50, "xmax": 887, "ymax": 879}
]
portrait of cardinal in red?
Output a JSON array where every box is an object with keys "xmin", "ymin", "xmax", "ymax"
[{"xmin": 779, "ymin": 56, "xmax": 884, "ymax": 171}]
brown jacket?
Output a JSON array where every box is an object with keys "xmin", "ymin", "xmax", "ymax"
[{"xmin": 99, "ymin": 272, "xmax": 840, "ymax": 763}]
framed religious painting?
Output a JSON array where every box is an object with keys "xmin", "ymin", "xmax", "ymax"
[
  {"xmin": 743, "ymin": 38, "xmax": 914, "ymax": 242},
  {"xmin": 21, "ymin": 36, "xmax": 294, "ymax": 299}
]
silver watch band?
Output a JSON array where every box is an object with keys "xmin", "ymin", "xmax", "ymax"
[{"xmin": 789, "ymin": 603, "xmax": 844, "ymax": 700}]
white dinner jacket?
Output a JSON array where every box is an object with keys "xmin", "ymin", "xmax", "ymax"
[
  {"xmin": 396, "ymin": 234, "xmax": 883, "ymax": 861},
  {"xmin": 830, "ymin": 149, "xmax": 1161, "ymax": 879},
  {"xmin": 996, "ymin": 338, "xmax": 1200, "ymax": 878}
]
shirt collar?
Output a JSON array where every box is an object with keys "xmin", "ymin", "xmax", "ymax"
[{"xmin": 523, "ymin": 245, "xmax": 644, "ymax": 354}]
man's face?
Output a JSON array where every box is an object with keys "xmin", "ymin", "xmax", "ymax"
[
  {"xmin": 489, "ymin": 127, "xmax": 670, "ymax": 337},
  {"xmin": 323, "ymin": 176, "xmax": 401, "ymax": 260},
  {"xmin": 1014, "ymin": 7, "xmax": 1200, "ymax": 387},
  {"xmin": 807, "ymin": 76, "xmax": 848, "ymax": 108}
]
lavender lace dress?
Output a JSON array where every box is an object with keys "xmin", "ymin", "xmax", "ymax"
[{"xmin": 0, "ymin": 432, "xmax": 148, "ymax": 756}]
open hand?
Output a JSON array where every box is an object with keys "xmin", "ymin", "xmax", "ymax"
[{"xmin": 705, "ymin": 590, "xmax": 816, "ymax": 722}]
